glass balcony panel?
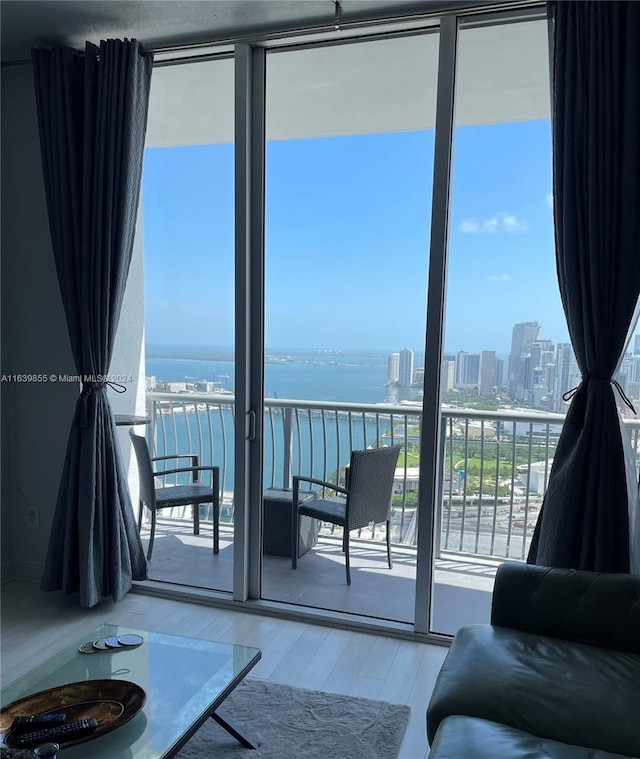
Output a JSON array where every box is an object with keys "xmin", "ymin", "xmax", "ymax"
[{"xmin": 261, "ymin": 31, "xmax": 439, "ymax": 623}]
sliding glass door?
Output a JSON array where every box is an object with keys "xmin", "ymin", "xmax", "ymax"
[
  {"xmin": 132, "ymin": 5, "xmax": 561, "ymax": 640},
  {"xmin": 430, "ymin": 16, "xmax": 558, "ymax": 635},
  {"xmin": 260, "ymin": 32, "xmax": 439, "ymax": 623},
  {"xmin": 139, "ymin": 58, "xmax": 236, "ymax": 592}
]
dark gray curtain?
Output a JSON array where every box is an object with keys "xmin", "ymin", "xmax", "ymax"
[
  {"xmin": 32, "ymin": 40, "xmax": 152, "ymax": 606},
  {"xmin": 528, "ymin": 2, "xmax": 640, "ymax": 572}
]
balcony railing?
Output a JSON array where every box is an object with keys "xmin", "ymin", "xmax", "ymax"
[{"xmin": 145, "ymin": 392, "xmax": 640, "ymax": 562}]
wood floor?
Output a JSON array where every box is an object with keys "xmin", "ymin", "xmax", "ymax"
[{"xmin": 1, "ymin": 580, "xmax": 448, "ymax": 759}]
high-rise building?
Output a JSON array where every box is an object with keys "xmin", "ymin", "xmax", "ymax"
[
  {"xmin": 479, "ymin": 351, "xmax": 497, "ymax": 395},
  {"xmin": 454, "ymin": 352, "xmax": 468, "ymax": 386},
  {"xmin": 554, "ymin": 343, "xmax": 580, "ymax": 411},
  {"xmin": 495, "ymin": 358, "xmax": 504, "ymax": 389},
  {"xmin": 387, "ymin": 352, "xmax": 400, "ymax": 385},
  {"xmin": 454, "ymin": 351, "xmax": 480, "ymax": 388},
  {"xmin": 526, "ymin": 339, "xmax": 554, "ymax": 402},
  {"xmin": 466, "ymin": 354, "xmax": 480, "ymax": 386},
  {"xmin": 441, "ymin": 359, "xmax": 455, "ymax": 392},
  {"xmin": 634, "ymin": 335, "xmax": 640, "ymax": 355},
  {"xmin": 398, "ymin": 348, "xmax": 414, "ymax": 388},
  {"xmin": 545, "ymin": 362, "xmax": 556, "ymax": 397},
  {"xmin": 507, "ymin": 321, "xmax": 540, "ymax": 398}
]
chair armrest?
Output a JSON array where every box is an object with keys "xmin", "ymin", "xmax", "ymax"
[
  {"xmin": 491, "ymin": 562, "xmax": 640, "ymax": 653},
  {"xmin": 154, "ymin": 465, "xmax": 219, "ymax": 491},
  {"xmin": 152, "ymin": 453, "xmax": 199, "ymax": 467},
  {"xmin": 293, "ymin": 475, "xmax": 348, "ymax": 497}
]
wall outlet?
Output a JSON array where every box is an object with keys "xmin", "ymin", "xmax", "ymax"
[{"xmin": 27, "ymin": 507, "xmax": 40, "ymax": 529}]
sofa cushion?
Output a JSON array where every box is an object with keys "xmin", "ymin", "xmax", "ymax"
[
  {"xmin": 426, "ymin": 625, "xmax": 640, "ymax": 756},
  {"xmin": 428, "ymin": 716, "xmax": 636, "ymax": 759}
]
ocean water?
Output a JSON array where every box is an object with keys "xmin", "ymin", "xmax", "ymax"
[
  {"xmin": 146, "ymin": 346, "xmax": 422, "ymax": 404},
  {"xmin": 146, "ymin": 346, "xmax": 421, "ymax": 492}
]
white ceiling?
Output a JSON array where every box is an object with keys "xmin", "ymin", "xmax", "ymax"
[
  {"xmin": 146, "ymin": 18, "xmax": 549, "ymax": 147},
  {"xmin": 0, "ymin": 0, "xmax": 444, "ymax": 62},
  {"xmin": 1, "ymin": 0, "xmax": 549, "ymax": 144}
]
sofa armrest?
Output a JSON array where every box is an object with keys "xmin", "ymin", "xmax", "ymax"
[{"xmin": 490, "ymin": 562, "xmax": 640, "ymax": 653}]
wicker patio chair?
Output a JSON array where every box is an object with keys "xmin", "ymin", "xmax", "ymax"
[
  {"xmin": 129, "ymin": 430, "xmax": 220, "ymax": 560},
  {"xmin": 291, "ymin": 444, "xmax": 401, "ymax": 585}
]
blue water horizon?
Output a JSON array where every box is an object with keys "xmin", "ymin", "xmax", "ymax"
[
  {"xmin": 145, "ymin": 345, "xmax": 421, "ymax": 496},
  {"xmin": 146, "ymin": 344, "xmax": 424, "ymax": 405}
]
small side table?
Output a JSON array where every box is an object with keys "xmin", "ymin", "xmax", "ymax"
[{"xmin": 263, "ymin": 488, "xmax": 319, "ymax": 558}]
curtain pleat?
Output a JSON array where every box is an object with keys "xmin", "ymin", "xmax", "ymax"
[
  {"xmin": 528, "ymin": 1, "xmax": 640, "ymax": 572},
  {"xmin": 32, "ymin": 40, "xmax": 153, "ymax": 607}
]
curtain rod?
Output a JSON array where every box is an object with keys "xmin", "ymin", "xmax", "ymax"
[
  {"xmin": 151, "ymin": 0, "xmax": 542, "ymax": 55},
  {"xmin": 1, "ymin": 0, "xmax": 543, "ymax": 68}
]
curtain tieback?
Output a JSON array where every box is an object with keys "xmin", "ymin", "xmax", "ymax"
[
  {"xmin": 562, "ymin": 374, "xmax": 636, "ymax": 414},
  {"xmin": 80, "ymin": 379, "xmax": 127, "ymax": 427}
]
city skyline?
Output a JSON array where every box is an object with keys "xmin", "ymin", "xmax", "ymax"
[
  {"xmin": 145, "ymin": 322, "xmax": 640, "ymax": 413},
  {"xmin": 382, "ymin": 319, "xmax": 640, "ymax": 414}
]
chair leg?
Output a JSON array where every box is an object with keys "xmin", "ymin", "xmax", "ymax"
[
  {"xmin": 193, "ymin": 502, "xmax": 200, "ymax": 535},
  {"xmin": 137, "ymin": 500, "xmax": 143, "ymax": 532},
  {"xmin": 344, "ymin": 529, "xmax": 351, "ymax": 585},
  {"xmin": 147, "ymin": 510, "xmax": 156, "ymax": 561},
  {"xmin": 386, "ymin": 519, "xmax": 393, "ymax": 569},
  {"xmin": 291, "ymin": 508, "xmax": 299, "ymax": 569},
  {"xmin": 213, "ymin": 500, "xmax": 219, "ymax": 555}
]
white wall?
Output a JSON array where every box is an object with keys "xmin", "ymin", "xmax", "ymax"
[
  {"xmin": 1, "ymin": 64, "xmax": 77, "ymax": 582},
  {"xmin": 110, "ymin": 219, "xmax": 146, "ymax": 512}
]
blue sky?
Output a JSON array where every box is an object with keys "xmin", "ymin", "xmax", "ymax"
[{"xmin": 141, "ymin": 117, "xmax": 567, "ymax": 355}]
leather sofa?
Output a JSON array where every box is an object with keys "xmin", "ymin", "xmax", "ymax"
[{"xmin": 426, "ymin": 562, "xmax": 640, "ymax": 758}]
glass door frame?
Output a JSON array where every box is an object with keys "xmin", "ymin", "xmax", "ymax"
[
  {"xmin": 414, "ymin": 13, "xmax": 457, "ymax": 635},
  {"xmin": 230, "ymin": 2, "xmax": 548, "ymax": 640},
  {"xmin": 233, "ymin": 43, "xmax": 266, "ymax": 602},
  {"xmin": 418, "ymin": 7, "xmax": 550, "ymax": 635}
]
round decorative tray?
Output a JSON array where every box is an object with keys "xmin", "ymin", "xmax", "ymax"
[{"xmin": 0, "ymin": 679, "xmax": 146, "ymax": 749}]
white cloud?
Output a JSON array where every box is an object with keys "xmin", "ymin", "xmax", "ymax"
[
  {"xmin": 459, "ymin": 212, "xmax": 526, "ymax": 234},
  {"xmin": 501, "ymin": 214, "xmax": 520, "ymax": 231},
  {"xmin": 483, "ymin": 217, "xmax": 500, "ymax": 233},
  {"xmin": 459, "ymin": 219, "xmax": 480, "ymax": 233},
  {"xmin": 486, "ymin": 273, "xmax": 513, "ymax": 282}
]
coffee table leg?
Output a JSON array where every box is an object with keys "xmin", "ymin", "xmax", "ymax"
[{"xmin": 210, "ymin": 710, "xmax": 259, "ymax": 749}]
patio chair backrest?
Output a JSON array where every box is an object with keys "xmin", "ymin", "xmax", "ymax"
[
  {"xmin": 129, "ymin": 429, "xmax": 157, "ymax": 508},
  {"xmin": 346, "ymin": 444, "xmax": 401, "ymax": 531}
]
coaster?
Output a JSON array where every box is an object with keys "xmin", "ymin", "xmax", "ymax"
[
  {"xmin": 117, "ymin": 634, "xmax": 143, "ymax": 647},
  {"xmin": 92, "ymin": 639, "xmax": 110, "ymax": 650},
  {"xmin": 78, "ymin": 642, "xmax": 98, "ymax": 654},
  {"xmin": 105, "ymin": 636, "xmax": 123, "ymax": 648}
]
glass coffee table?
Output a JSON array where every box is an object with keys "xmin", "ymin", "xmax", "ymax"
[{"xmin": 0, "ymin": 624, "xmax": 261, "ymax": 757}]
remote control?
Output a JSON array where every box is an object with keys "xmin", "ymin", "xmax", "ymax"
[
  {"xmin": 11, "ymin": 713, "xmax": 67, "ymax": 730},
  {"xmin": 16, "ymin": 718, "xmax": 98, "ymax": 747}
]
